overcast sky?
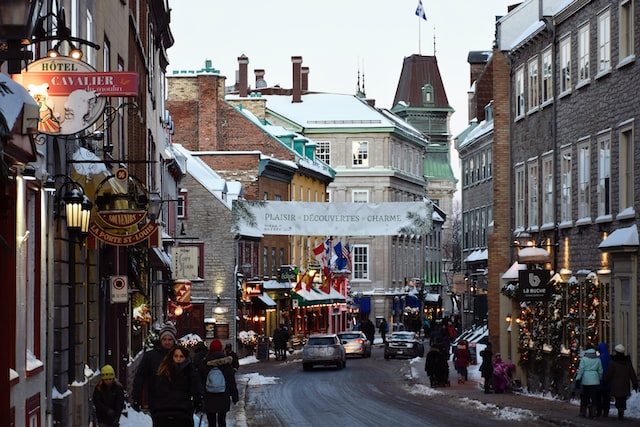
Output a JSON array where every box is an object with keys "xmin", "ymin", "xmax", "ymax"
[{"xmin": 167, "ymin": 0, "xmax": 517, "ymax": 182}]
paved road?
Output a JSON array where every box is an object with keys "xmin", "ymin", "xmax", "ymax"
[{"xmin": 223, "ymin": 345, "xmax": 635, "ymax": 427}]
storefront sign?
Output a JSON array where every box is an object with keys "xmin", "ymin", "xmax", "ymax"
[
  {"xmin": 89, "ymin": 221, "xmax": 158, "ymax": 246},
  {"xmin": 518, "ymin": 269, "xmax": 551, "ymax": 302},
  {"xmin": 173, "ymin": 280, "xmax": 192, "ymax": 303},
  {"xmin": 171, "ymin": 246, "xmax": 199, "ymax": 279},
  {"xmin": 14, "ymin": 57, "xmax": 138, "ymax": 135}
]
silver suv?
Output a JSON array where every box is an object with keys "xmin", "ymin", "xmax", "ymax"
[{"xmin": 302, "ymin": 334, "xmax": 346, "ymax": 370}]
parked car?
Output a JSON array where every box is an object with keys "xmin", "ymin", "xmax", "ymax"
[
  {"xmin": 338, "ymin": 331, "xmax": 372, "ymax": 358},
  {"xmin": 384, "ymin": 331, "xmax": 424, "ymax": 359},
  {"xmin": 302, "ymin": 334, "xmax": 347, "ymax": 370}
]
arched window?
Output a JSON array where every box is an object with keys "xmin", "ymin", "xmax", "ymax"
[{"xmin": 422, "ymin": 84, "xmax": 434, "ymax": 106}]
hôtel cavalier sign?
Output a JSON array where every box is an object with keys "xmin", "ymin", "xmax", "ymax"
[{"xmin": 13, "ymin": 57, "xmax": 138, "ymax": 136}]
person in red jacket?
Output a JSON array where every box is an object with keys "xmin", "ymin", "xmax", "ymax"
[{"xmin": 453, "ymin": 340, "xmax": 472, "ymax": 383}]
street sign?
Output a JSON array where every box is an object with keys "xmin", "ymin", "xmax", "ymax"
[{"xmin": 110, "ymin": 276, "xmax": 128, "ymax": 303}]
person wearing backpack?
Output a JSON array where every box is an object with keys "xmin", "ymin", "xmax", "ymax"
[{"xmin": 201, "ymin": 339, "xmax": 239, "ymax": 427}]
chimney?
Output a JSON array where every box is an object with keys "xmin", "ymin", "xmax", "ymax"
[
  {"xmin": 255, "ymin": 69, "xmax": 266, "ymax": 89},
  {"xmin": 292, "ymin": 56, "xmax": 302, "ymax": 103},
  {"xmin": 301, "ymin": 66, "xmax": 309, "ymax": 92},
  {"xmin": 238, "ymin": 54, "xmax": 249, "ymax": 97}
]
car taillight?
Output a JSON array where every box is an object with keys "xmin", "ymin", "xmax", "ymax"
[{"xmin": 355, "ymin": 339, "xmax": 363, "ymax": 344}]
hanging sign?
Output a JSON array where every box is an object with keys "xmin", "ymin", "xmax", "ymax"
[
  {"xmin": 518, "ymin": 269, "xmax": 551, "ymax": 302},
  {"xmin": 110, "ymin": 276, "xmax": 128, "ymax": 303},
  {"xmin": 14, "ymin": 57, "xmax": 138, "ymax": 135}
]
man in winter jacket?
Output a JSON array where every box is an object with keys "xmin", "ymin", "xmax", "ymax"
[
  {"xmin": 131, "ymin": 323, "xmax": 178, "ymax": 412},
  {"xmin": 604, "ymin": 344, "xmax": 638, "ymax": 419},
  {"xmin": 575, "ymin": 345, "xmax": 603, "ymax": 417}
]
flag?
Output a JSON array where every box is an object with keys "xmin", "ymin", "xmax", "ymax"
[
  {"xmin": 303, "ymin": 270, "xmax": 316, "ymax": 292},
  {"xmin": 312, "ymin": 241, "xmax": 326, "ymax": 266},
  {"xmin": 333, "ymin": 241, "xmax": 348, "ymax": 270},
  {"xmin": 324, "ymin": 237, "xmax": 332, "ymax": 276},
  {"xmin": 343, "ymin": 243, "xmax": 352, "ymax": 271},
  {"xmin": 415, "ymin": 0, "xmax": 427, "ymax": 21},
  {"xmin": 318, "ymin": 275, "xmax": 331, "ymax": 294}
]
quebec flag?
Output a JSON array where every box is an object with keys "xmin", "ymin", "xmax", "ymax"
[{"xmin": 415, "ymin": 0, "xmax": 427, "ymax": 21}]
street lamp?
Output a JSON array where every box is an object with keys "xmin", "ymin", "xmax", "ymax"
[{"xmin": 505, "ymin": 314, "xmax": 512, "ymax": 361}]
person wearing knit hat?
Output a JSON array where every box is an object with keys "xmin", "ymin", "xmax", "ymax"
[
  {"xmin": 93, "ymin": 364, "xmax": 125, "ymax": 426},
  {"xmin": 159, "ymin": 323, "xmax": 178, "ymax": 345},
  {"xmin": 132, "ymin": 322, "xmax": 178, "ymax": 414},
  {"xmin": 604, "ymin": 343, "xmax": 638, "ymax": 419},
  {"xmin": 201, "ymin": 339, "xmax": 239, "ymax": 426}
]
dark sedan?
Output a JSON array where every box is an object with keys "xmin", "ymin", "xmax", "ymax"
[{"xmin": 384, "ymin": 331, "xmax": 424, "ymax": 359}]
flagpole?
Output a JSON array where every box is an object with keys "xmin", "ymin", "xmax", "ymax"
[{"xmin": 418, "ymin": 17, "xmax": 422, "ymax": 55}]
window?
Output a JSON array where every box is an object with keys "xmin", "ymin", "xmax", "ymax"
[
  {"xmin": 422, "ymin": 84, "xmax": 434, "ymax": 106},
  {"xmin": 541, "ymin": 47, "xmax": 553, "ymax": 102},
  {"xmin": 352, "ymin": 140, "xmax": 369, "ymax": 166},
  {"xmin": 352, "ymin": 245, "xmax": 369, "ymax": 280},
  {"xmin": 515, "ymin": 165, "xmax": 525, "ymax": 229},
  {"xmin": 597, "ymin": 9, "xmax": 611, "ymax": 74},
  {"xmin": 597, "ymin": 132, "xmax": 611, "ymax": 217},
  {"xmin": 352, "ymin": 190, "xmax": 368, "ymax": 203},
  {"xmin": 263, "ymin": 247, "xmax": 268, "ymax": 279},
  {"xmin": 542, "ymin": 155, "xmax": 554, "ymax": 224},
  {"xmin": 578, "ymin": 24, "xmax": 590, "ymax": 83},
  {"xmin": 527, "ymin": 161, "xmax": 538, "ymax": 228},
  {"xmin": 528, "ymin": 57, "xmax": 539, "ymax": 110},
  {"xmin": 560, "ymin": 149, "xmax": 572, "ymax": 223},
  {"xmin": 559, "ymin": 36, "xmax": 571, "ymax": 93},
  {"xmin": 577, "ymin": 141, "xmax": 591, "ymax": 219},
  {"xmin": 316, "ymin": 140, "xmax": 331, "ymax": 164},
  {"xmin": 619, "ymin": 126, "xmax": 634, "ymax": 211},
  {"xmin": 177, "ymin": 189, "xmax": 187, "ymax": 218},
  {"xmin": 619, "ymin": 0, "xmax": 634, "ymax": 61},
  {"xmin": 515, "ymin": 67, "xmax": 525, "ymax": 118}
]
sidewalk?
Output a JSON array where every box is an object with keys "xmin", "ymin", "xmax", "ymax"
[{"xmin": 411, "ymin": 359, "xmax": 636, "ymax": 426}]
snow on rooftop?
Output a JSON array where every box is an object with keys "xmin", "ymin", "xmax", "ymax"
[{"xmin": 599, "ymin": 224, "xmax": 639, "ymax": 249}]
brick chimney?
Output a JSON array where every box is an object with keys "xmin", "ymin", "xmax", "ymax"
[
  {"xmin": 292, "ymin": 56, "xmax": 302, "ymax": 103},
  {"xmin": 238, "ymin": 54, "xmax": 249, "ymax": 97},
  {"xmin": 301, "ymin": 66, "xmax": 309, "ymax": 92}
]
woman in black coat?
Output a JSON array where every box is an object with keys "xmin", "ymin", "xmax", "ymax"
[
  {"xmin": 152, "ymin": 345, "xmax": 204, "ymax": 427},
  {"xmin": 479, "ymin": 343, "xmax": 494, "ymax": 393},
  {"xmin": 201, "ymin": 339, "xmax": 239, "ymax": 427}
]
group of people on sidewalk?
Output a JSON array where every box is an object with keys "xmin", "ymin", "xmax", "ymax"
[
  {"xmin": 92, "ymin": 322, "xmax": 240, "ymax": 427},
  {"xmin": 573, "ymin": 342, "xmax": 638, "ymax": 419}
]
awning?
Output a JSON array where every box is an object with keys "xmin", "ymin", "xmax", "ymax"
[
  {"xmin": 150, "ymin": 247, "xmax": 171, "ymax": 270},
  {"xmin": 254, "ymin": 294, "xmax": 276, "ymax": 308},
  {"xmin": 0, "ymin": 73, "xmax": 38, "ymax": 163},
  {"xmin": 599, "ymin": 224, "xmax": 639, "ymax": 252},
  {"xmin": 517, "ymin": 247, "xmax": 551, "ymax": 264},
  {"xmin": 292, "ymin": 286, "xmax": 345, "ymax": 307},
  {"xmin": 502, "ymin": 261, "xmax": 526, "ymax": 281},
  {"xmin": 424, "ymin": 293, "xmax": 441, "ymax": 303}
]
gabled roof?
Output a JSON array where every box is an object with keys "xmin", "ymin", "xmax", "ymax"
[{"xmin": 172, "ymin": 144, "xmax": 234, "ymax": 209}]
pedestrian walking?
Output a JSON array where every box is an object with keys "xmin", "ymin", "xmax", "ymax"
[
  {"xmin": 425, "ymin": 344, "xmax": 448, "ymax": 387},
  {"xmin": 603, "ymin": 344, "xmax": 638, "ymax": 419},
  {"xmin": 479, "ymin": 343, "xmax": 493, "ymax": 393},
  {"xmin": 362, "ymin": 318, "xmax": 375, "ymax": 344},
  {"xmin": 224, "ymin": 343, "xmax": 240, "ymax": 371},
  {"xmin": 378, "ymin": 318, "xmax": 388, "ymax": 343},
  {"xmin": 595, "ymin": 342, "xmax": 611, "ymax": 417},
  {"xmin": 201, "ymin": 339, "xmax": 239, "ymax": 427},
  {"xmin": 422, "ymin": 317, "xmax": 431, "ymax": 340},
  {"xmin": 152, "ymin": 345, "xmax": 203, "ymax": 427},
  {"xmin": 453, "ymin": 340, "xmax": 471, "ymax": 384},
  {"xmin": 92, "ymin": 364, "xmax": 125, "ymax": 427},
  {"xmin": 574, "ymin": 345, "xmax": 603, "ymax": 418},
  {"xmin": 132, "ymin": 322, "xmax": 178, "ymax": 413}
]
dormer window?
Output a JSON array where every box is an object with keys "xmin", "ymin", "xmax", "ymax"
[{"xmin": 421, "ymin": 84, "xmax": 434, "ymax": 106}]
